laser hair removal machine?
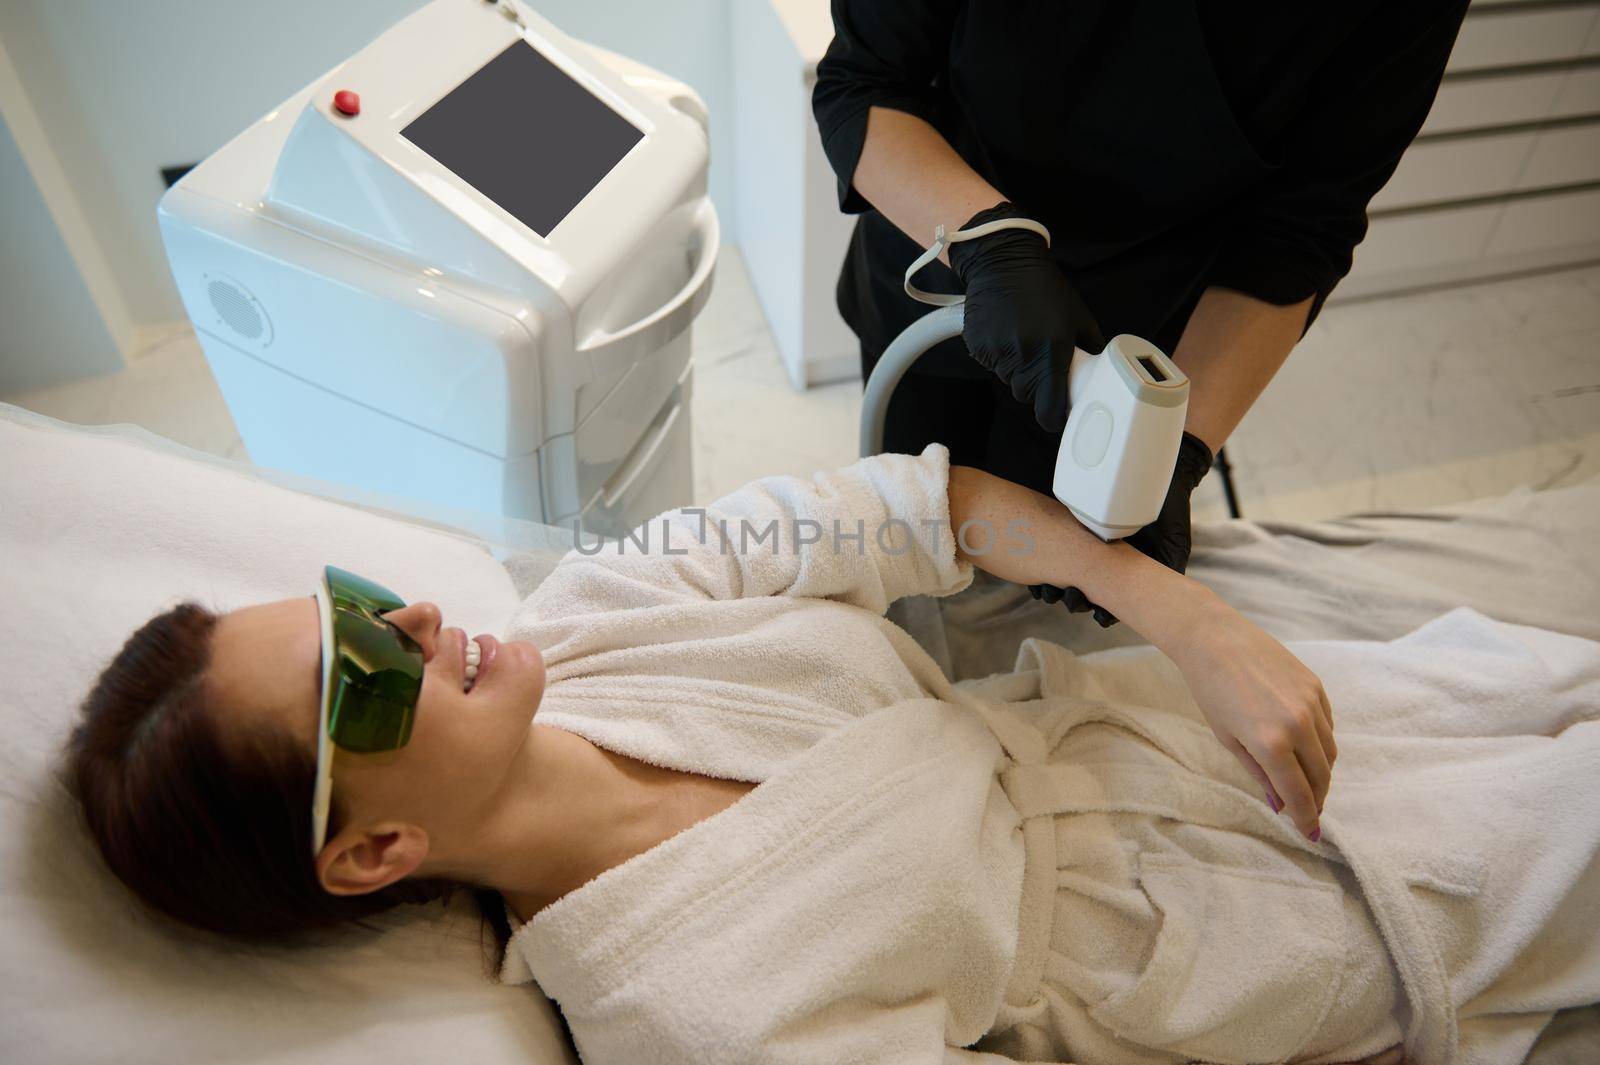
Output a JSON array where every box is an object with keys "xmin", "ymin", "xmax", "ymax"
[
  {"xmin": 860, "ymin": 220, "xmax": 1190, "ymax": 541},
  {"xmin": 158, "ymin": 0, "xmax": 717, "ymax": 537}
]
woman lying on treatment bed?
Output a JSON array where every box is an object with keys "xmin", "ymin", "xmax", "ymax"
[{"xmin": 66, "ymin": 443, "xmax": 1600, "ymax": 1065}]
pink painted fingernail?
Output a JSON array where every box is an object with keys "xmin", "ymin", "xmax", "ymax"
[
  {"xmin": 1309, "ymin": 827, "xmax": 1322, "ymax": 843},
  {"xmin": 1265, "ymin": 791, "xmax": 1280, "ymax": 813}
]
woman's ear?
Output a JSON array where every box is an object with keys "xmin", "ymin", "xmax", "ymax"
[{"xmin": 316, "ymin": 823, "xmax": 430, "ymax": 896}]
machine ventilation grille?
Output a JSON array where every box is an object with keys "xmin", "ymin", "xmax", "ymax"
[{"xmin": 207, "ymin": 279, "xmax": 265, "ymax": 341}]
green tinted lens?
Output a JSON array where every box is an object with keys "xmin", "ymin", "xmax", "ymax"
[
  {"xmin": 326, "ymin": 565, "xmax": 407, "ymax": 614},
  {"xmin": 324, "ymin": 567, "xmax": 423, "ymax": 754}
]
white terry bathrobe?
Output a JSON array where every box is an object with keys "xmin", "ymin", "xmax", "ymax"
[{"xmin": 497, "ymin": 443, "xmax": 1600, "ymax": 1065}]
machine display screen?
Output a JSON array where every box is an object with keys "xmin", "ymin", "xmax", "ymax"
[{"xmin": 402, "ymin": 41, "xmax": 645, "ymax": 237}]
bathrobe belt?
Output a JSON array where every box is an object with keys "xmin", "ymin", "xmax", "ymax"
[{"xmin": 951, "ymin": 690, "xmax": 1478, "ymax": 1065}]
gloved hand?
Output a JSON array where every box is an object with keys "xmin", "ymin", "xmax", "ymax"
[
  {"xmin": 1029, "ymin": 431, "xmax": 1216, "ymax": 627},
  {"xmin": 947, "ymin": 202, "xmax": 1106, "ymax": 434}
]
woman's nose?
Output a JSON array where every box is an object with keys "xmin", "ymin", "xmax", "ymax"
[{"xmin": 381, "ymin": 602, "xmax": 443, "ymax": 659}]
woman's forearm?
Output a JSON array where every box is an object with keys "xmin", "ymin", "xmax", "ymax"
[
  {"xmin": 853, "ymin": 106, "xmax": 1005, "ymax": 264},
  {"xmin": 1171, "ymin": 286, "xmax": 1314, "ymax": 452},
  {"xmin": 948, "ymin": 462, "xmax": 1338, "ymax": 835},
  {"xmin": 947, "ymin": 464, "xmax": 1223, "ymax": 654},
  {"xmin": 857, "ymin": 113, "xmax": 1314, "ymax": 452}
]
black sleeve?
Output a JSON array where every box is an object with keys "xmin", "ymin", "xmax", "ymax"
[
  {"xmin": 1206, "ymin": 0, "xmax": 1470, "ymax": 310},
  {"xmin": 810, "ymin": 0, "xmax": 961, "ymax": 214}
]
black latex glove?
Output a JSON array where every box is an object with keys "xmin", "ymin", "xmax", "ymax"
[
  {"xmin": 1029, "ymin": 432, "xmax": 1216, "ymax": 627},
  {"xmin": 947, "ymin": 202, "xmax": 1106, "ymax": 434}
]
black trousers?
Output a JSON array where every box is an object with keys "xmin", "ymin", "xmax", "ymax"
[{"xmin": 869, "ymin": 351, "xmax": 1064, "ymax": 500}]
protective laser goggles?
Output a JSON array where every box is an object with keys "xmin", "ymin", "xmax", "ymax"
[{"xmin": 311, "ymin": 565, "xmax": 425, "ymax": 856}]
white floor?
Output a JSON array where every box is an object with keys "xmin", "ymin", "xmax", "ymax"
[{"xmin": 6, "ymin": 249, "xmax": 1599, "ymax": 527}]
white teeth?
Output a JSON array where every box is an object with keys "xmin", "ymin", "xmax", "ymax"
[{"xmin": 463, "ymin": 638, "xmax": 483, "ymax": 693}]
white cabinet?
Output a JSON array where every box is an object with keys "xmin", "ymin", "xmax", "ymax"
[{"xmin": 731, "ymin": 0, "xmax": 861, "ymax": 390}]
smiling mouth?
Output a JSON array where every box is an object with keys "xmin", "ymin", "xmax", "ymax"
[
  {"xmin": 462, "ymin": 633, "xmax": 498, "ymax": 693},
  {"xmin": 463, "ymin": 635, "xmax": 484, "ymax": 693}
]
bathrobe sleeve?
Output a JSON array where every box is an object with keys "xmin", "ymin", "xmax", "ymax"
[
  {"xmin": 499, "ymin": 915, "xmax": 1043, "ymax": 1064},
  {"xmin": 747, "ymin": 1000, "xmax": 1064, "ymax": 1063},
  {"xmin": 723, "ymin": 998, "xmax": 1066, "ymax": 1064},
  {"xmin": 530, "ymin": 442, "xmax": 976, "ymax": 617}
]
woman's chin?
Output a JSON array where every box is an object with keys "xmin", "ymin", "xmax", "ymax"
[{"xmin": 506, "ymin": 639, "xmax": 546, "ymax": 718}]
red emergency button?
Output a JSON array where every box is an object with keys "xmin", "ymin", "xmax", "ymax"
[{"xmin": 332, "ymin": 90, "xmax": 361, "ymax": 117}]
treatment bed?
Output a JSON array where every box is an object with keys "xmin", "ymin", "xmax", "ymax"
[{"xmin": 1, "ymin": 401, "xmax": 1595, "ymax": 1064}]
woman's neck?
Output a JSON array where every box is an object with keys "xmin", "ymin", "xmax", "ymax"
[{"xmin": 453, "ymin": 723, "xmax": 683, "ymax": 920}]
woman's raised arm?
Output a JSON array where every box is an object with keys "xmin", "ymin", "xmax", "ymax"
[{"xmin": 948, "ymin": 464, "xmax": 1336, "ymax": 840}]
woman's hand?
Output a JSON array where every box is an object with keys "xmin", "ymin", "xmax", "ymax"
[
  {"xmin": 944, "ymin": 465, "xmax": 1336, "ymax": 838},
  {"xmin": 1166, "ymin": 598, "xmax": 1337, "ymax": 841}
]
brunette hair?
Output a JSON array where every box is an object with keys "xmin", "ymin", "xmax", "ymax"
[{"xmin": 64, "ymin": 601, "xmax": 511, "ymax": 957}]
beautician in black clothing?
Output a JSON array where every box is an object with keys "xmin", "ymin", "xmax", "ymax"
[{"xmin": 813, "ymin": 0, "xmax": 1469, "ymax": 622}]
